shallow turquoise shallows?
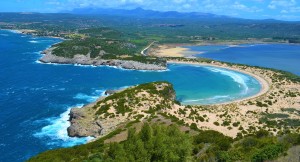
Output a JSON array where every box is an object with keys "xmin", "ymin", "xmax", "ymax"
[{"xmin": 0, "ymin": 30, "xmax": 261, "ymax": 161}]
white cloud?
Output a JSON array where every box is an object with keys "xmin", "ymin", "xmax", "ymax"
[
  {"xmin": 183, "ymin": 4, "xmax": 191, "ymax": 9},
  {"xmin": 268, "ymin": 0, "xmax": 297, "ymax": 9},
  {"xmin": 268, "ymin": 4, "xmax": 276, "ymax": 9},
  {"xmin": 267, "ymin": 0, "xmax": 300, "ymax": 15},
  {"xmin": 290, "ymin": 6, "xmax": 300, "ymax": 12},
  {"xmin": 46, "ymin": 1, "xmax": 61, "ymax": 5}
]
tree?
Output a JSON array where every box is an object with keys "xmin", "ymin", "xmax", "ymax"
[{"xmin": 140, "ymin": 123, "xmax": 153, "ymax": 142}]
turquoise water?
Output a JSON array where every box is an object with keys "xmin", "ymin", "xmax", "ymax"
[
  {"xmin": 0, "ymin": 30, "xmax": 260, "ymax": 161},
  {"xmin": 186, "ymin": 44, "xmax": 300, "ymax": 76}
]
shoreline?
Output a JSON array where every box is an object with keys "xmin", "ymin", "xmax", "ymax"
[
  {"xmin": 167, "ymin": 59, "xmax": 300, "ymax": 137},
  {"xmin": 1, "ymin": 29, "xmax": 66, "ymax": 40},
  {"xmin": 36, "ymin": 59, "xmax": 169, "ymax": 72},
  {"xmin": 167, "ymin": 60, "xmax": 270, "ymax": 105},
  {"xmin": 38, "ymin": 51, "xmax": 167, "ymax": 71},
  {"xmin": 5, "ymin": 29, "xmax": 167, "ymax": 71},
  {"xmin": 148, "ymin": 42, "xmax": 300, "ymax": 58}
]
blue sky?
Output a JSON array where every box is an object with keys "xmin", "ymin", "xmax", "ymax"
[{"xmin": 0, "ymin": 0, "xmax": 300, "ymax": 21}]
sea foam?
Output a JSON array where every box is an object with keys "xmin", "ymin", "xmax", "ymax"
[
  {"xmin": 205, "ymin": 67, "xmax": 249, "ymax": 94},
  {"xmin": 33, "ymin": 104, "xmax": 94, "ymax": 147},
  {"xmin": 3, "ymin": 29, "xmax": 21, "ymax": 34},
  {"xmin": 34, "ymin": 88, "xmax": 109, "ymax": 147},
  {"xmin": 29, "ymin": 40, "xmax": 39, "ymax": 43},
  {"xmin": 74, "ymin": 89, "xmax": 106, "ymax": 102}
]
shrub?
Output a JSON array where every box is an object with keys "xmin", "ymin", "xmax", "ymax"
[
  {"xmin": 251, "ymin": 144, "xmax": 284, "ymax": 161},
  {"xmin": 190, "ymin": 123, "xmax": 199, "ymax": 131},
  {"xmin": 232, "ymin": 122, "xmax": 240, "ymax": 127},
  {"xmin": 256, "ymin": 130, "xmax": 269, "ymax": 138},
  {"xmin": 213, "ymin": 121, "xmax": 220, "ymax": 126}
]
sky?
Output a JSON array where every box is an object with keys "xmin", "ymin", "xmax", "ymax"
[{"xmin": 0, "ymin": 0, "xmax": 300, "ymax": 21}]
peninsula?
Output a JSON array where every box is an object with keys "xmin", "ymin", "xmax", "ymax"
[{"xmin": 39, "ymin": 47, "xmax": 167, "ymax": 70}]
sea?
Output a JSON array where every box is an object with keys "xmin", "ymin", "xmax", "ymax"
[
  {"xmin": 186, "ymin": 44, "xmax": 300, "ymax": 76},
  {"xmin": 1, "ymin": 30, "xmax": 293, "ymax": 161}
]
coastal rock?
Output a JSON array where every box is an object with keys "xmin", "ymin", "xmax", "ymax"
[
  {"xmin": 68, "ymin": 108, "xmax": 85, "ymax": 120},
  {"xmin": 104, "ymin": 90, "xmax": 119, "ymax": 95},
  {"xmin": 67, "ymin": 108, "xmax": 104, "ymax": 137},
  {"xmin": 39, "ymin": 48, "xmax": 167, "ymax": 70}
]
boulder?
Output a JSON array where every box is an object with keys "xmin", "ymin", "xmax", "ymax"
[{"xmin": 104, "ymin": 90, "xmax": 118, "ymax": 95}]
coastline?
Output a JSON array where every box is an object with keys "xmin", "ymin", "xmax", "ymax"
[
  {"xmin": 0, "ymin": 29, "xmax": 165, "ymax": 71},
  {"xmin": 3, "ymin": 29, "xmax": 166, "ymax": 71},
  {"xmin": 1, "ymin": 29, "xmax": 66, "ymax": 40},
  {"xmin": 165, "ymin": 59, "xmax": 300, "ymax": 137},
  {"xmin": 148, "ymin": 41, "xmax": 300, "ymax": 58},
  {"xmin": 3, "ymin": 28, "xmax": 299, "ymax": 139},
  {"xmin": 63, "ymin": 57, "xmax": 300, "ymax": 138},
  {"xmin": 38, "ymin": 48, "xmax": 167, "ymax": 71},
  {"xmin": 167, "ymin": 60, "xmax": 270, "ymax": 105}
]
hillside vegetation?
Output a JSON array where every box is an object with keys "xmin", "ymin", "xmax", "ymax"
[
  {"xmin": 29, "ymin": 122, "xmax": 300, "ymax": 162},
  {"xmin": 1, "ymin": 12, "xmax": 300, "ymax": 42},
  {"xmin": 28, "ymin": 81, "xmax": 300, "ymax": 162}
]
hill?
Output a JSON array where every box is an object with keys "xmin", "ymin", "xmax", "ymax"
[{"xmin": 28, "ymin": 81, "xmax": 300, "ymax": 162}]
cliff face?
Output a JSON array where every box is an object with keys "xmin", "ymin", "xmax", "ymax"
[
  {"xmin": 67, "ymin": 82, "xmax": 176, "ymax": 138},
  {"xmin": 39, "ymin": 48, "xmax": 167, "ymax": 71}
]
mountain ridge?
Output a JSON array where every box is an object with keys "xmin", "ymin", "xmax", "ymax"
[{"xmin": 65, "ymin": 7, "xmax": 237, "ymax": 19}]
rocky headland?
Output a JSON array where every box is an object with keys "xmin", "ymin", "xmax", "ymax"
[
  {"xmin": 39, "ymin": 48, "xmax": 167, "ymax": 71},
  {"xmin": 67, "ymin": 82, "xmax": 176, "ymax": 138}
]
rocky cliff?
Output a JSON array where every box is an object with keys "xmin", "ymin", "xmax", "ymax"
[{"xmin": 39, "ymin": 48, "xmax": 167, "ymax": 70}]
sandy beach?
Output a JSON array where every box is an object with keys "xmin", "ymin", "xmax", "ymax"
[
  {"xmin": 149, "ymin": 45, "xmax": 201, "ymax": 57},
  {"xmin": 167, "ymin": 60, "xmax": 270, "ymax": 105},
  {"xmin": 164, "ymin": 58, "xmax": 300, "ymax": 137}
]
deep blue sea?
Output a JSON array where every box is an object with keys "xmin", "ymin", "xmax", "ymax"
[
  {"xmin": 186, "ymin": 44, "xmax": 300, "ymax": 76},
  {"xmin": 0, "ymin": 30, "xmax": 262, "ymax": 161}
]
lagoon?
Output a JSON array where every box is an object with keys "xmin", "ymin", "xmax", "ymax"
[{"xmin": 186, "ymin": 44, "xmax": 300, "ymax": 76}]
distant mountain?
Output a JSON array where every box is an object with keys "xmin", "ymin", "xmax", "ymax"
[{"xmin": 66, "ymin": 7, "xmax": 229, "ymax": 19}]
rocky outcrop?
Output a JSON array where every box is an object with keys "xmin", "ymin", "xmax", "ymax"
[
  {"xmin": 67, "ymin": 82, "xmax": 176, "ymax": 138},
  {"xmin": 104, "ymin": 90, "xmax": 119, "ymax": 95},
  {"xmin": 39, "ymin": 48, "xmax": 167, "ymax": 71},
  {"xmin": 67, "ymin": 108, "xmax": 104, "ymax": 137}
]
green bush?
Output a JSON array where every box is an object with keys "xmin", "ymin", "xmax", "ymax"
[
  {"xmin": 251, "ymin": 144, "xmax": 284, "ymax": 161},
  {"xmin": 213, "ymin": 121, "xmax": 220, "ymax": 126},
  {"xmin": 232, "ymin": 122, "xmax": 240, "ymax": 127},
  {"xmin": 190, "ymin": 123, "xmax": 198, "ymax": 131},
  {"xmin": 194, "ymin": 130, "xmax": 233, "ymax": 151}
]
